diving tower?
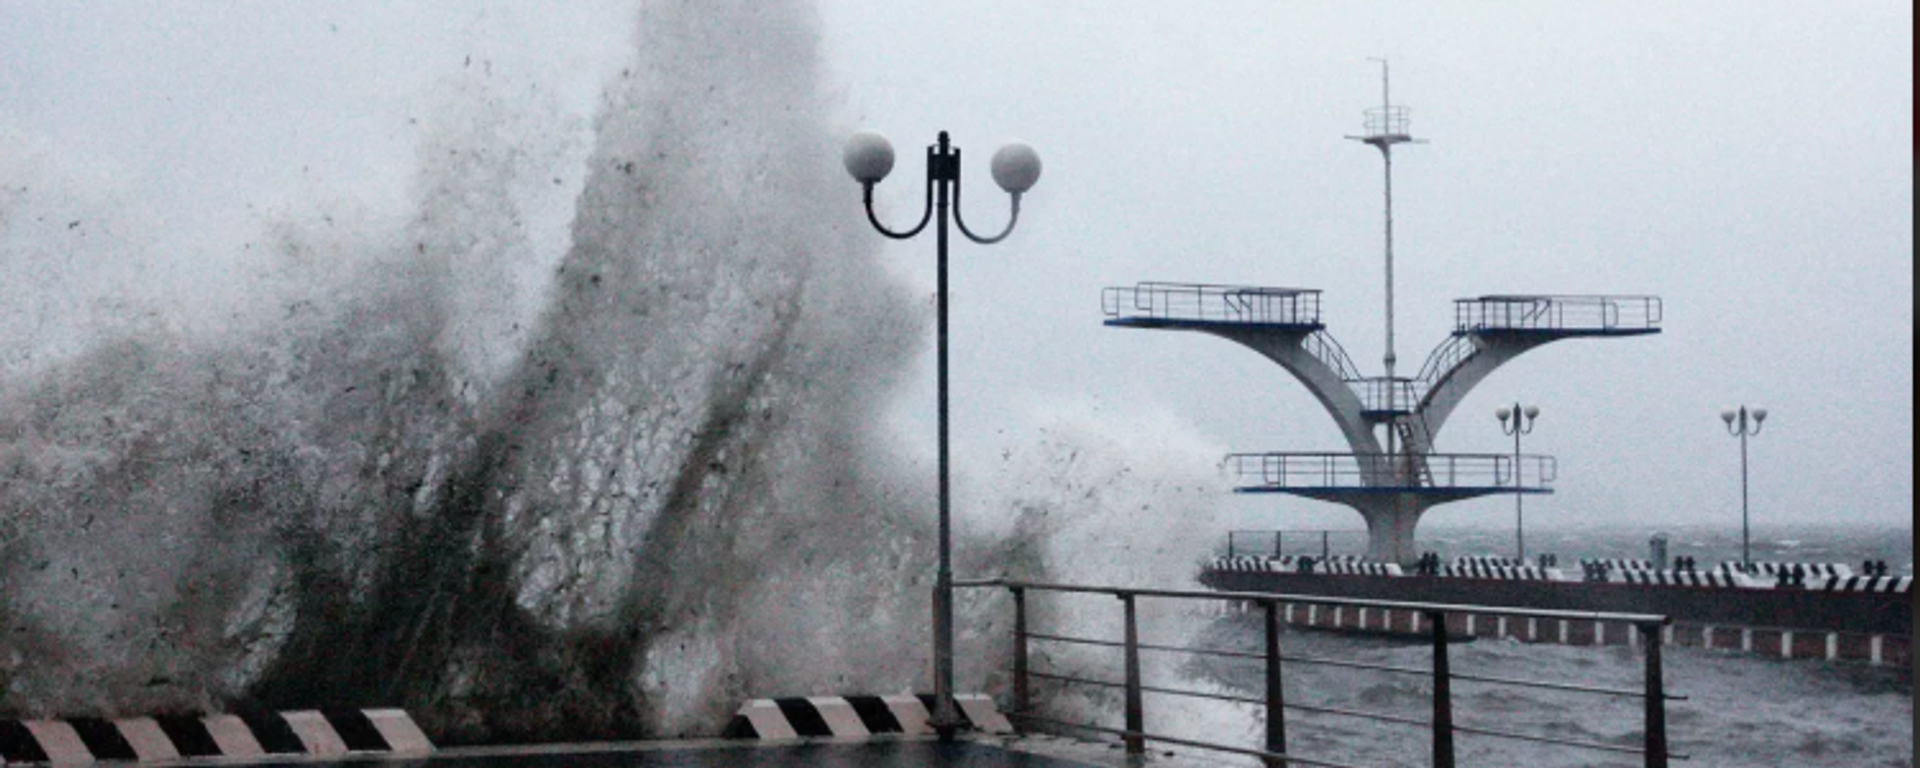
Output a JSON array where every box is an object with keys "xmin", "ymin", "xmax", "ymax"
[{"xmin": 1103, "ymin": 66, "xmax": 1663, "ymax": 566}]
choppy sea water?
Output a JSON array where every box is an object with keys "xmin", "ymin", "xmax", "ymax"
[
  {"xmin": 1172, "ymin": 616, "xmax": 1912, "ymax": 768},
  {"xmin": 1021, "ymin": 529, "xmax": 1904, "ymax": 768},
  {"xmin": 1097, "ymin": 523, "xmax": 1914, "ymax": 767}
]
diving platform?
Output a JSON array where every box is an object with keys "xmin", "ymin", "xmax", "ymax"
[
  {"xmin": 1103, "ymin": 282, "xmax": 1658, "ymax": 565},
  {"xmin": 1228, "ymin": 452, "xmax": 1555, "ymax": 504},
  {"xmin": 1102, "ymin": 282, "xmax": 1325, "ymax": 332},
  {"xmin": 1455, "ymin": 295, "xmax": 1663, "ymax": 338}
]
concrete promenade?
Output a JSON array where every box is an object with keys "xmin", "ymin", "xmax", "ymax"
[{"xmin": 72, "ymin": 735, "xmax": 1236, "ymax": 768}]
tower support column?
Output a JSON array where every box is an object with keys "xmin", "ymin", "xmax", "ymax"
[{"xmin": 1354, "ymin": 495, "xmax": 1431, "ymax": 567}]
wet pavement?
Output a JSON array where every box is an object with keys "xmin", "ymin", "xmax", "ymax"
[{"xmin": 215, "ymin": 741, "xmax": 1115, "ymax": 767}]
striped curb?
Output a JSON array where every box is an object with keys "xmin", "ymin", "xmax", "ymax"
[
  {"xmin": 1441, "ymin": 564, "xmax": 1548, "ymax": 581},
  {"xmin": 1579, "ymin": 558, "xmax": 1653, "ymax": 572},
  {"xmin": 1717, "ymin": 562, "xmax": 1854, "ymax": 579},
  {"xmin": 1807, "ymin": 575, "xmax": 1912, "ymax": 594},
  {"xmin": 1452, "ymin": 556, "xmax": 1524, "ymax": 569},
  {"xmin": 727, "ymin": 694, "xmax": 1013, "ymax": 740},
  {"xmin": 1619, "ymin": 570, "xmax": 1758, "ymax": 588},
  {"xmin": 1210, "ymin": 555, "xmax": 1370, "ymax": 574},
  {"xmin": 1318, "ymin": 562, "xmax": 1404, "ymax": 577},
  {"xmin": 0, "ymin": 709, "xmax": 431, "ymax": 765}
]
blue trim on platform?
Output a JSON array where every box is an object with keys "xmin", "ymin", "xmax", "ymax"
[
  {"xmin": 1105, "ymin": 318, "xmax": 1325, "ymax": 333},
  {"xmin": 1234, "ymin": 486, "xmax": 1553, "ymax": 496},
  {"xmin": 1457, "ymin": 328, "xmax": 1662, "ymax": 339}
]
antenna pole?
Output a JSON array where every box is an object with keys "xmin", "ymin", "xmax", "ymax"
[{"xmin": 1348, "ymin": 59, "xmax": 1422, "ymax": 468}]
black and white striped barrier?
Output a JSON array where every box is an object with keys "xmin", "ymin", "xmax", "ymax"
[
  {"xmin": 0, "ymin": 710, "xmax": 431, "ymax": 765},
  {"xmin": 1318, "ymin": 562, "xmax": 1404, "ymax": 577},
  {"xmin": 728, "ymin": 695, "xmax": 1013, "ymax": 740},
  {"xmin": 1211, "ymin": 556, "xmax": 1284, "ymax": 573},
  {"xmin": 1808, "ymin": 575, "xmax": 1912, "ymax": 594},
  {"xmin": 1453, "ymin": 556, "xmax": 1524, "ymax": 569},
  {"xmin": 1619, "ymin": 570, "xmax": 1759, "ymax": 588},
  {"xmin": 1580, "ymin": 558, "xmax": 1653, "ymax": 572},
  {"xmin": 1718, "ymin": 562, "xmax": 1854, "ymax": 579},
  {"xmin": 1440, "ymin": 564, "xmax": 1548, "ymax": 581}
]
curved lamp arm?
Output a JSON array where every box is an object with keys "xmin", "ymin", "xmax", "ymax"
[
  {"xmin": 863, "ymin": 172, "xmax": 936, "ymax": 241},
  {"xmin": 952, "ymin": 167, "xmax": 1022, "ymax": 245}
]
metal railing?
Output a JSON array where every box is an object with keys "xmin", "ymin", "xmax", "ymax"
[
  {"xmin": 1354, "ymin": 378, "xmax": 1422, "ymax": 415},
  {"xmin": 1412, "ymin": 334, "xmax": 1478, "ymax": 394},
  {"xmin": 1229, "ymin": 452, "xmax": 1557, "ymax": 491},
  {"xmin": 1455, "ymin": 295, "xmax": 1663, "ymax": 334},
  {"xmin": 1364, "ymin": 105, "xmax": 1413, "ymax": 138},
  {"xmin": 957, "ymin": 579, "xmax": 1685, "ymax": 768},
  {"xmin": 1103, "ymin": 282, "xmax": 1325, "ymax": 327},
  {"xmin": 1304, "ymin": 330, "xmax": 1366, "ymax": 383},
  {"xmin": 1227, "ymin": 530, "xmax": 1371, "ymax": 561}
]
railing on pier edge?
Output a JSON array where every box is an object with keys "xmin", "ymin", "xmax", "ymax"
[
  {"xmin": 1227, "ymin": 530, "xmax": 1370, "ymax": 561},
  {"xmin": 954, "ymin": 579, "xmax": 1687, "ymax": 768}
]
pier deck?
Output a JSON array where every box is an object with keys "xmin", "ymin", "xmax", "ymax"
[{"xmin": 170, "ymin": 735, "xmax": 1233, "ymax": 768}]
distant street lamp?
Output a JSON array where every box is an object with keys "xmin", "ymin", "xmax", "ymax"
[
  {"xmin": 1721, "ymin": 406, "xmax": 1768, "ymax": 568},
  {"xmin": 1497, "ymin": 404, "xmax": 1541, "ymax": 562},
  {"xmin": 844, "ymin": 130, "xmax": 1040, "ymax": 739}
]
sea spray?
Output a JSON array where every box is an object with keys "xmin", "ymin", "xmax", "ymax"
[
  {"xmin": 951, "ymin": 408, "xmax": 1258, "ymax": 743},
  {"xmin": 0, "ymin": 0, "xmax": 936, "ymax": 741},
  {"xmin": 0, "ymin": 0, "xmax": 1250, "ymax": 745}
]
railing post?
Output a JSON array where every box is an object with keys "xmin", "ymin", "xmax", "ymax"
[
  {"xmin": 1012, "ymin": 587, "xmax": 1030, "ymax": 720},
  {"xmin": 1122, "ymin": 592, "xmax": 1145, "ymax": 755},
  {"xmin": 1264, "ymin": 600, "xmax": 1289, "ymax": 767},
  {"xmin": 1322, "ymin": 531, "xmax": 1331, "ymax": 562},
  {"xmin": 1429, "ymin": 610, "xmax": 1456, "ymax": 768},
  {"xmin": 1642, "ymin": 621, "xmax": 1670, "ymax": 768}
]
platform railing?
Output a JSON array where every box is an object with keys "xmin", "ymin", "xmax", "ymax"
[
  {"xmin": 1303, "ymin": 330, "xmax": 1367, "ymax": 383},
  {"xmin": 956, "ymin": 579, "xmax": 1686, "ymax": 768},
  {"xmin": 1229, "ymin": 452, "xmax": 1556, "ymax": 491},
  {"xmin": 1455, "ymin": 295, "xmax": 1663, "ymax": 334},
  {"xmin": 1413, "ymin": 334, "xmax": 1479, "ymax": 392},
  {"xmin": 1103, "ymin": 282, "xmax": 1325, "ymax": 327},
  {"xmin": 1354, "ymin": 377, "xmax": 1423, "ymax": 415},
  {"xmin": 1364, "ymin": 105, "xmax": 1413, "ymax": 138}
]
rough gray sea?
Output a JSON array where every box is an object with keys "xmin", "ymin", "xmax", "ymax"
[{"xmin": 1033, "ymin": 523, "xmax": 1912, "ymax": 768}]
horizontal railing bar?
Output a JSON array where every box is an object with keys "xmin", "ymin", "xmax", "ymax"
[
  {"xmin": 1026, "ymin": 632, "xmax": 1125, "ymax": 649},
  {"xmin": 1031, "ymin": 670, "xmax": 1279, "ymax": 709},
  {"xmin": 1029, "ymin": 671, "xmax": 1678, "ymax": 759},
  {"xmin": 1027, "ymin": 633, "xmax": 1672, "ymax": 700},
  {"xmin": 1285, "ymin": 703, "xmax": 1663, "ymax": 758},
  {"xmin": 1026, "ymin": 670, "xmax": 1123, "ymax": 690},
  {"xmin": 1280, "ymin": 652, "xmax": 1666, "ymax": 700},
  {"xmin": 1009, "ymin": 712, "xmax": 1373, "ymax": 768},
  {"xmin": 1449, "ymin": 722, "xmax": 1665, "ymax": 758},
  {"xmin": 956, "ymin": 578, "xmax": 1672, "ymax": 625}
]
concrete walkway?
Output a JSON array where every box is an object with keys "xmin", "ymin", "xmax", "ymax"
[{"xmin": 131, "ymin": 734, "xmax": 1238, "ymax": 768}]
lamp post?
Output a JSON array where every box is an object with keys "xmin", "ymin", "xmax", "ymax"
[
  {"xmin": 1721, "ymin": 406, "xmax": 1768, "ymax": 568},
  {"xmin": 1497, "ymin": 404, "xmax": 1540, "ymax": 562},
  {"xmin": 844, "ymin": 130, "xmax": 1041, "ymax": 739}
]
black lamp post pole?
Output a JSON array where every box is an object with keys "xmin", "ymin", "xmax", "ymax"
[
  {"xmin": 1499, "ymin": 404, "xmax": 1538, "ymax": 562},
  {"xmin": 1723, "ymin": 406, "xmax": 1767, "ymax": 568},
  {"xmin": 852, "ymin": 131, "xmax": 1031, "ymax": 739}
]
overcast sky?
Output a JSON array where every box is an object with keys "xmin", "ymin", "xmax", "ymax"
[{"xmin": 2, "ymin": 1, "xmax": 1911, "ymax": 533}]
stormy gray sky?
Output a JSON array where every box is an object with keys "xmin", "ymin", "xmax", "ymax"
[{"xmin": 2, "ymin": 1, "xmax": 1911, "ymax": 533}]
